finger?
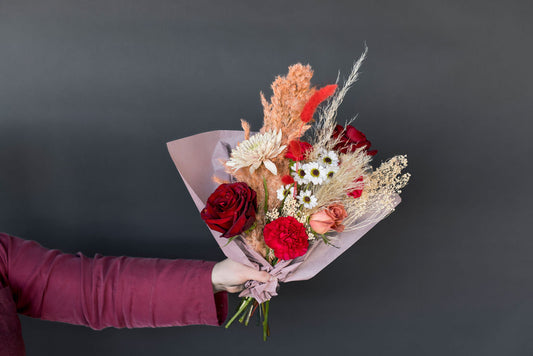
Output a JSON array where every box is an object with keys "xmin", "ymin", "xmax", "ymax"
[
  {"xmin": 247, "ymin": 269, "xmax": 271, "ymax": 283},
  {"xmin": 228, "ymin": 284, "xmax": 245, "ymax": 293}
]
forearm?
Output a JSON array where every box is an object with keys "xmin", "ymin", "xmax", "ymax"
[{"xmin": 0, "ymin": 233, "xmax": 227, "ymax": 329}]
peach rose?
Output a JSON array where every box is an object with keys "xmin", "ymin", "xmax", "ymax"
[{"xmin": 309, "ymin": 204, "xmax": 348, "ymax": 234}]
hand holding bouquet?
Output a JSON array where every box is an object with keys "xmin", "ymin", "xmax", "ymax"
[{"xmin": 168, "ymin": 47, "xmax": 410, "ymax": 339}]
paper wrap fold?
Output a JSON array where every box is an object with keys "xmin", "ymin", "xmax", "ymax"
[{"xmin": 167, "ymin": 130, "xmax": 400, "ymax": 303}]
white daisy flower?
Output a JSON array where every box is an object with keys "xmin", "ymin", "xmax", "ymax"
[
  {"xmin": 318, "ymin": 149, "xmax": 339, "ymax": 167},
  {"xmin": 324, "ymin": 164, "xmax": 340, "ymax": 180},
  {"xmin": 297, "ymin": 189, "xmax": 318, "ymax": 209},
  {"xmin": 276, "ymin": 184, "xmax": 296, "ymax": 201},
  {"xmin": 303, "ymin": 162, "xmax": 327, "ymax": 185},
  {"xmin": 226, "ymin": 130, "xmax": 286, "ymax": 175},
  {"xmin": 292, "ymin": 165, "xmax": 309, "ymax": 185}
]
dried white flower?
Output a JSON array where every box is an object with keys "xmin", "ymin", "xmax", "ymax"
[
  {"xmin": 266, "ymin": 209, "xmax": 280, "ymax": 221},
  {"xmin": 307, "ymin": 230, "xmax": 316, "ymax": 240},
  {"xmin": 281, "ymin": 194, "xmax": 299, "ymax": 217},
  {"xmin": 226, "ymin": 130, "xmax": 286, "ymax": 175}
]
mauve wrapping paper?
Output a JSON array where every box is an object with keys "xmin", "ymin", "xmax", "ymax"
[{"xmin": 167, "ymin": 130, "xmax": 400, "ymax": 303}]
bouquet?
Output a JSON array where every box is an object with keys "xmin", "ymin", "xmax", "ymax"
[{"xmin": 167, "ymin": 47, "xmax": 410, "ymax": 340}]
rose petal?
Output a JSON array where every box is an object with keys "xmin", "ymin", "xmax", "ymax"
[{"xmin": 345, "ymin": 125, "xmax": 367, "ymax": 142}]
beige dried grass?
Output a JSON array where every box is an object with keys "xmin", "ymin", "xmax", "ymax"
[
  {"xmin": 312, "ymin": 45, "xmax": 368, "ymax": 151},
  {"xmin": 343, "ymin": 155, "xmax": 410, "ymax": 229}
]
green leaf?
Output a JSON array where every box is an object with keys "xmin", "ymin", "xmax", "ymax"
[
  {"xmin": 243, "ymin": 222, "xmax": 257, "ymax": 234},
  {"xmin": 223, "ymin": 235, "xmax": 240, "ymax": 247}
]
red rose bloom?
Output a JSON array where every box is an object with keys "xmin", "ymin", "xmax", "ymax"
[
  {"xmin": 332, "ymin": 124, "xmax": 377, "ymax": 156},
  {"xmin": 285, "ymin": 140, "xmax": 313, "ymax": 161},
  {"xmin": 201, "ymin": 182, "xmax": 257, "ymax": 238},
  {"xmin": 263, "ymin": 216, "xmax": 309, "ymax": 260}
]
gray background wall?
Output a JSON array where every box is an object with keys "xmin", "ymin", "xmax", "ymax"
[{"xmin": 1, "ymin": 0, "xmax": 532, "ymax": 355}]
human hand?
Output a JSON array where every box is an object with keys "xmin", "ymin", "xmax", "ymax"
[{"xmin": 211, "ymin": 258, "xmax": 271, "ymax": 293}]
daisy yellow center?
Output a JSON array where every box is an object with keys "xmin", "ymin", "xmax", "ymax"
[
  {"xmin": 298, "ymin": 169, "xmax": 306, "ymax": 178},
  {"xmin": 310, "ymin": 168, "xmax": 320, "ymax": 177},
  {"xmin": 303, "ymin": 196, "xmax": 311, "ymax": 203}
]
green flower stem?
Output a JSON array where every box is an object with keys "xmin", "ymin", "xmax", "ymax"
[
  {"xmin": 244, "ymin": 300, "xmax": 257, "ymax": 326},
  {"xmin": 238, "ymin": 303, "xmax": 250, "ymax": 324},
  {"xmin": 262, "ymin": 300, "xmax": 270, "ymax": 341},
  {"xmin": 225, "ymin": 297, "xmax": 253, "ymax": 329},
  {"xmin": 263, "ymin": 177, "xmax": 269, "ymax": 213}
]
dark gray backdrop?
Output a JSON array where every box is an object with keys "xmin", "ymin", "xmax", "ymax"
[{"xmin": 1, "ymin": 0, "xmax": 532, "ymax": 355}]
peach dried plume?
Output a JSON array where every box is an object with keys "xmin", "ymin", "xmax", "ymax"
[
  {"xmin": 212, "ymin": 176, "xmax": 229, "ymax": 185},
  {"xmin": 260, "ymin": 63, "xmax": 316, "ymax": 144},
  {"xmin": 240, "ymin": 119, "xmax": 251, "ymax": 140}
]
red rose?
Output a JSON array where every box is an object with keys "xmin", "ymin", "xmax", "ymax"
[
  {"xmin": 332, "ymin": 124, "xmax": 377, "ymax": 156},
  {"xmin": 263, "ymin": 216, "xmax": 309, "ymax": 260},
  {"xmin": 201, "ymin": 182, "xmax": 257, "ymax": 238},
  {"xmin": 285, "ymin": 140, "xmax": 313, "ymax": 161},
  {"xmin": 347, "ymin": 176, "xmax": 364, "ymax": 199}
]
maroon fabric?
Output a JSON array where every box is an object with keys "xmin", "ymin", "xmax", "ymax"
[
  {"xmin": 0, "ymin": 286, "xmax": 25, "ymax": 356},
  {"xmin": 0, "ymin": 233, "xmax": 228, "ymax": 355}
]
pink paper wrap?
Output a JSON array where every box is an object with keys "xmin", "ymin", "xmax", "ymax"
[{"xmin": 167, "ymin": 130, "xmax": 400, "ymax": 303}]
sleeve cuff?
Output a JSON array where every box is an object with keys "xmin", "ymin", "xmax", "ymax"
[
  {"xmin": 196, "ymin": 261, "xmax": 228, "ymax": 326},
  {"xmin": 151, "ymin": 259, "xmax": 228, "ymax": 327}
]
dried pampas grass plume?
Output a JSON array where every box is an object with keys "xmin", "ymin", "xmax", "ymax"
[{"xmin": 313, "ymin": 45, "xmax": 368, "ymax": 150}]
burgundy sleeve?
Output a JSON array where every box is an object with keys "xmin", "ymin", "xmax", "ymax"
[{"xmin": 0, "ymin": 233, "xmax": 227, "ymax": 330}]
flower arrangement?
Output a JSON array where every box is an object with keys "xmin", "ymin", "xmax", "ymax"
[{"xmin": 167, "ymin": 47, "xmax": 410, "ymax": 340}]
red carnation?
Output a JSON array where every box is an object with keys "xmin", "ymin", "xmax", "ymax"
[
  {"xmin": 285, "ymin": 140, "xmax": 313, "ymax": 161},
  {"xmin": 201, "ymin": 182, "xmax": 257, "ymax": 238},
  {"xmin": 263, "ymin": 216, "xmax": 309, "ymax": 260},
  {"xmin": 332, "ymin": 124, "xmax": 377, "ymax": 156},
  {"xmin": 348, "ymin": 176, "xmax": 364, "ymax": 199}
]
